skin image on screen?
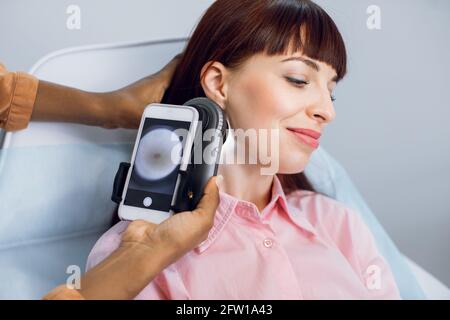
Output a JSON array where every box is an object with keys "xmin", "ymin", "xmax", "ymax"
[{"xmin": 125, "ymin": 118, "xmax": 191, "ymax": 212}]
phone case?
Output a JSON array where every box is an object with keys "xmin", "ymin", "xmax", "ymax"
[{"xmin": 112, "ymin": 97, "xmax": 228, "ymax": 213}]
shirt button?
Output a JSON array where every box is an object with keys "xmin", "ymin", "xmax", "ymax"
[{"xmin": 263, "ymin": 238, "xmax": 273, "ymax": 248}]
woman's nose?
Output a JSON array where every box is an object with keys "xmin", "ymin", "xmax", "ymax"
[{"xmin": 305, "ymin": 90, "xmax": 336, "ymax": 124}]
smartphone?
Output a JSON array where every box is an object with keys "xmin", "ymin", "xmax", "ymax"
[{"xmin": 118, "ymin": 104, "xmax": 199, "ymax": 224}]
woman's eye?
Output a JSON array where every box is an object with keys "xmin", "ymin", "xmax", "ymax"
[
  {"xmin": 286, "ymin": 77, "xmax": 337, "ymax": 102},
  {"xmin": 286, "ymin": 76, "xmax": 309, "ymax": 87}
]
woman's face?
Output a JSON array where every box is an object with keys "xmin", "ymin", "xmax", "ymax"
[{"xmin": 218, "ymin": 51, "xmax": 338, "ymax": 174}]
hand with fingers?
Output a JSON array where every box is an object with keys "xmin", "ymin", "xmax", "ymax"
[
  {"xmin": 109, "ymin": 54, "xmax": 182, "ymax": 129},
  {"xmin": 43, "ymin": 175, "xmax": 223, "ymax": 300},
  {"xmin": 120, "ymin": 175, "xmax": 222, "ymax": 263}
]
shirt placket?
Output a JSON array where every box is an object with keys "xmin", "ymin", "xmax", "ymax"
[{"xmin": 236, "ymin": 202, "xmax": 305, "ymax": 299}]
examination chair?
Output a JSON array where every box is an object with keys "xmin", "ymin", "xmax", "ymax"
[{"xmin": 0, "ymin": 39, "xmax": 449, "ymax": 299}]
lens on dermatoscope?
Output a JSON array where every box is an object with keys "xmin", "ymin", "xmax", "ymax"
[{"xmin": 134, "ymin": 128, "xmax": 182, "ymax": 181}]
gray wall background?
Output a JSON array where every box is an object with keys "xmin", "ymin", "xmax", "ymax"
[{"xmin": 1, "ymin": 0, "xmax": 449, "ymax": 285}]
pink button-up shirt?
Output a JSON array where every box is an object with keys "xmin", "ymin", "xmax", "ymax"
[{"xmin": 86, "ymin": 175, "xmax": 400, "ymax": 300}]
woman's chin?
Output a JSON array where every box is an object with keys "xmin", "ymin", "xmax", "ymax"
[
  {"xmin": 278, "ymin": 162, "xmax": 309, "ymax": 175},
  {"xmin": 278, "ymin": 151, "xmax": 311, "ymax": 174}
]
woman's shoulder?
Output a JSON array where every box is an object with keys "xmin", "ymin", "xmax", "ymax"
[
  {"xmin": 285, "ymin": 190, "xmax": 366, "ymax": 242},
  {"xmin": 286, "ymin": 189, "xmax": 357, "ymax": 219}
]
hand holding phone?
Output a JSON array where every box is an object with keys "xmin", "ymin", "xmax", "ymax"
[{"xmin": 120, "ymin": 175, "xmax": 221, "ymax": 263}]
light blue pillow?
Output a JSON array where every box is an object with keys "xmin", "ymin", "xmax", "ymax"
[{"xmin": 305, "ymin": 147, "xmax": 425, "ymax": 299}]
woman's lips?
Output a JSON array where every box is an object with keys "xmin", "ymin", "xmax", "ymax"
[{"xmin": 287, "ymin": 128, "xmax": 321, "ymax": 149}]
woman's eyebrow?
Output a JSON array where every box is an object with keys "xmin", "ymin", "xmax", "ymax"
[
  {"xmin": 282, "ymin": 56, "xmax": 320, "ymax": 71},
  {"xmin": 281, "ymin": 56, "xmax": 339, "ymax": 82}
]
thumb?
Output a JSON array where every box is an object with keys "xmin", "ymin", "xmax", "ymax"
[{"xmin": 192, "ymin": 176, "xmax": 221, "ymax": 220}]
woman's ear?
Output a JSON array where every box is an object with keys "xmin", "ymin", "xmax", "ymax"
[{"xmin": 200, "ymin": 61, "xmax": 229, "ymax": 110}]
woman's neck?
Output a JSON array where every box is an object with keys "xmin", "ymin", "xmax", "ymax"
[{"xmin": 217, "ymin": 163, "xmax": 274, "ymax": 214}]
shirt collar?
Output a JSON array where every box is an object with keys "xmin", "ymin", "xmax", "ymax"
[{"xmin": 194, "ymin": 175, "xmax": 318, "ymax": 254}]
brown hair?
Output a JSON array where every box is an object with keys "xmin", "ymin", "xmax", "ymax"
[{"xmin": 162, "ymin": 0, "xmax": 347, "ymax": 194}]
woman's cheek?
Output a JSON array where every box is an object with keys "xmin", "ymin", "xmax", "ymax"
[
  {"xmin": 228, "ymin": 76, "xmax": 274, "ymax": 129},
  {"xmin": 228, "ymin": 74, "xmax": 299, "ymax": 130},
  {"xmin": 263, "ymin": 78, "xmax": 303, "ymax": 119}
]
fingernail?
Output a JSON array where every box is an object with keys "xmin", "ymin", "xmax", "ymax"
[{"xmin": 215, "ymin": 175, "xmax": 224, "ymax": 189}]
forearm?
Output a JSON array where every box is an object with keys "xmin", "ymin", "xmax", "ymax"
[
  {"xmin": 77, "ymin": 242, "xmax": 175, "ymax": 300},
  {"xmin": 3, "ymin": 55, "xmax": 178, "ymax": 131},
  {"xmin": 31, "ymin": 80, "xmax": 121, "ymax": 128}
]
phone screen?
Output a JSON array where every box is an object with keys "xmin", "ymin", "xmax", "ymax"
[{"xmin": 124, "ymin": 117, "xmax": 192, "ymax": 212}]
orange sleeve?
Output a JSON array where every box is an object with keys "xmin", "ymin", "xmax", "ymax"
[
  {"xmin": 42, "ymin": 285, "xmax": 85, "ymax": 300},
  {"xmin": 0, "ymin": 63, "xmax": 39, "ymax": 131}
]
